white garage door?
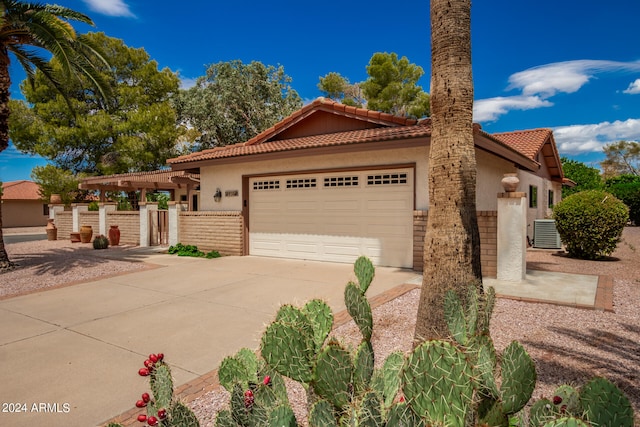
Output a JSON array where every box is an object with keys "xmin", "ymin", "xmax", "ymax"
[{"xmin": 249, "ymin": 168, "xmax": 414, "ymax": 268}]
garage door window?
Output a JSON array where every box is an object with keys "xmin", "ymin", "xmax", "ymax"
[
  {"xmin": 253, "ymin": 180, "xmax": 280, "ymax": 190},
  {"xmin": 367, "ymin": 173, "xmax": 408, "ymax": 185},
  {"xmin": 286, "ymin": 178, "xmax": 317, "ymax": 189},
  {"xmin": 323, "ymin": 176, "xmax": 359, "ymax": 187}
]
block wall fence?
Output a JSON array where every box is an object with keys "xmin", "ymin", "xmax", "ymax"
[{"xmin": 412, "ymin": 210, "xmax": 497, "ymax": 278}]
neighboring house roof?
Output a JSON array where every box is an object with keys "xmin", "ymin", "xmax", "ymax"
[
  {"xmin": 79, "ymin": 170, "xmax": 200, "ymax": 191},
  {"xmin": 1, "ymin": 180, "xmax": 43, "ymax": 201},
  {"xmin": 167, "ymin": 97, "xmax": 540, "ymax": 172},
  {"xmin": 492, "ymin": 128, "xmax": 564, "ymax": 182}
]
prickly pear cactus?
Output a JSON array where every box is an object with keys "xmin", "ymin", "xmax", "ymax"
[
  {"xmin": 354, "ymin": 256, "xmax": 375, "ymax": 293},
  {"xmin": 312, "ymin": 340, "xmax": 354, "ymax": 409},
  {"xmin": 500, "ymin": 340, "xmax": 537, "ymax": 414},
  {"xmin": 309, "ymin": 399, "xmax": 338, "ymax": 427},
  {"xmin": 541, "ymin": 417, "xmax": 589, "ymax": 427},
  {"xmin": 402, "ymin": 340, "xmax": 474, "ymax": 427},
  {"xmin": 579, "ymin": 377, "xmax": 634, "ymax": 427},
  {"xmin": 261, "ymin": 315, "xmax": 315, "ymax": 383}
]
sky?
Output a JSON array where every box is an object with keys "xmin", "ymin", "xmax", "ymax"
[{"xmin": 1, "ymin": 0, "xmax": 639, "ymax": 182}]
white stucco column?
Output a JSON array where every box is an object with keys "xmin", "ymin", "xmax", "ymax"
[
  {"xmin": 167, "ymin": 202, "xmax": 179, "ymax": 247},
  {"xmin": 49, "ymin": 204, "xmax": 65, "ymax": 221},
  {"xmin": 71, "ymin": 204, "xmax": 89, "ymax": 232},
  {"xmin": 98, "ymin": 202, "xmax": 117, "ymax": 235},
  {"xmin": 497, "ymin": 191, "xmax": 527, "ymax": 281},
  {"xmin": 139, "ymin": 202, "xmax": 159, "ymax": 247}
]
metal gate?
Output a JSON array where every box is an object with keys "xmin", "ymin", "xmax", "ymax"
[{"xmin": 150, "ymin": 210, "xmax": 169, "ymax": 246}]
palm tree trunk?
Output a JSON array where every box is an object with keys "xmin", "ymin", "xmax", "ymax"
[
  {"xmin": 0, "ymin": 50, "xmax": 16, "ymax": 270},
  {"xmin": 414, "ymin": 0, "xmax": 482, "ymax": 344}
]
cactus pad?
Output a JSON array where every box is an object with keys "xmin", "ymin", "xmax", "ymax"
[
  {"xmin": 309, "ymin": 399, "xmax": 338, "ymax": 427},
  {"xmin": 353, "ymin": 341, "xmax": 374, "ymax": 395},
  {"xmin": 261, "ymin": 321, "xmax": 315, "ymax": 383},
  {"xmin": 541, "ymin": 417, "xmax": 589, "ymax": 427},
  {"xmin": 402, "ymin": 340, "xmax": 474, "ymax": 427},
  {"xmin": 385, "ymin": 401, "xmax": 423, "ymax": 427},
  {"xmin": 169, "ymin": 401, "xmax": 200, "ymax": 427},
  {"xmin": 500, "ymin": 340, "xmax": 536, "ymax": 414},
  {"xmin": 267, "ymin": 404, "xmax": 298, "ymax": 426},
  {"xmin": 215, "ymin": 409, "xmax": 235, "ymax": 427},
  {"xmin": 218, "ymin": 353, "xmax": 254, "ymax": 392},
  {"xmin": 313, "ymin": 341, "xmax": 354, "ymax": 409},
  {"xmin": 579, "ymin": 377, "xmax": 634, "ymax": 427},
  {"xmin": 354, "ymin": 256, "xmax": 375, "ymax": 293},
  {"xmin": 356, "ymin": 390, "xmax": 383, "ymax": 426},
  {"xmin": 373, "ymin": 351, "xmax": 404, "ymax": 409},
  {"xmin": 302, "ymin": 299, "xmax": 333, "ymax": 351},
  {"xmin": 344, "ymin": 282, "xmax": 373, "ymax": 341},
  {"xmin": 529, "ymin": 398, "xmax": 556, "ymax": 427},
  {"xmin": 444, "ymin": 289, "xmax": 468, "ymax": 345},
  {"xmin": 150, "ymin": 363, "xmax": 173, "ymax": 411}
]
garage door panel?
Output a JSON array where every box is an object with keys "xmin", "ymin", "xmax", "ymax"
[{"xmin": 250, "ymin": 168, "xmax": 413, "ymax": 268}]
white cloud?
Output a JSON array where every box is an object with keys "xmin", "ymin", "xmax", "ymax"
[
  {"xmin": 473, "ymin": 96, "xmax": 552, "ymax": 122},
  {"xmin": 552, "ymin": 118, "xmax": 640, "ymax": 155},
  {"xmin": 82, "ymin": 0, "xmax": 135, "ymax": 17},
  {"xmin": 507, "ymin": 60, "xmax": 640, "ymax": 97},
  {"xmin": 623, "ymin": 78, "xmax": 640, "ymax": 94}
]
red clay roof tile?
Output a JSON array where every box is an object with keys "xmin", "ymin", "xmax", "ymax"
[{"xmin": 1, "ymin": 180, "xmax": 43, "ymax": 200}]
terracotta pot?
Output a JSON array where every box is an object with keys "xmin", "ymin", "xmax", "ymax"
[
  {"xmin": 501, "ymin": 173, "xmax": 520, "ymax": 192},
  {"xmin": 49, "ymin": 194, "xmax": 62, "ymax": 204},
  {"xmin": 45, "ymin": 219, "xmax": 57, "ymax": 241},
  {"xmin": 109, "ymin": 225, "xmax": 121, "ymax": 246},
  {"xmin": 79, "ymin": 225, "xmax": 93, "ymax": 243}
]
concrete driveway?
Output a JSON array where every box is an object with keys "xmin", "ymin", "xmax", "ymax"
[{"xmin": 0, "ymin": 253, "xmax": 419, "ymax": 427}]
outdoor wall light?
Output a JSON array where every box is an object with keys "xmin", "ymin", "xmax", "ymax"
[{"xmin": 214, "ymin": 188, "xmax": 222, "ymax": 202}]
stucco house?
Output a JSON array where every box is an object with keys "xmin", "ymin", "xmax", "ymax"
[
  {"xmin": 1, "ymin": 180, "xmax": 49, "ymax": 228},
  {"xmin": 166, "ymin": 98, "xmax": 566, "ymax": 274}
]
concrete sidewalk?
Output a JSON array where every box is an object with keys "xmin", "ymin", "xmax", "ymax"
[{"xmin": 0, "ymin": 253, "xmax": 420, "ymax": 427}]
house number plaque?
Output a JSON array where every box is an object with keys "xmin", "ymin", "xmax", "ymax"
[{"xmin": 225, "ymin": 190, "xmax": 239, "ymax": 197}]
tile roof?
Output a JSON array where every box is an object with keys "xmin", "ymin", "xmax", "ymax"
[
  {"xmin": 168, "ymin": 120, "xmax": 432, "ymax": 165},
  {"xmin": 492, "ymin": 128, "xmax": 563, "ymax": 180},
  {"xmin": 1, "ymin": 180, "xmax": 43, "ymax": 200},
  {"xmin": 491, "ymin": 128, "xmax": 553, "ymax": 160}
]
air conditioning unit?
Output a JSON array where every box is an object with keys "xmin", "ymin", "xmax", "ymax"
[{"xmin": 533, "ymin": 219, "xmax": 562, "ymax": 249}]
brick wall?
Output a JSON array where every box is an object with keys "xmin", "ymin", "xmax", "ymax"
[
  {"xmin": 55, "ymin": 211, "xmax": 73, "ymax": 240},
  {"xmin": 477, "ymin": 211, "xmax": 497, "ymax": 278},
  {"xmin": 107, "ymin": 212, "xmax": 140, "ymax": 245},
  {"xmin": 78, "ymin": 211, "xmax": 99, "ymax": 234},
  {"xmin": 412, "ymin": 210, "xmax": 498, "ymax": 278},
  {"xmin": 179, "ymin": 211, "xmax": 243, "ymax": 256}
]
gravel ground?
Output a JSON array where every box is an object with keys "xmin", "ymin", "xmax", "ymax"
[
  {"xmin": 191, "ymin": 227, "xmax": 640, "ymax": 426},
  {"xmin": 0, "ymin": 239, "xmax": 148, "ymax": 299},
  {"xmin": 1, "ymin": 228, "xmax": 638, "ymax": 425}
]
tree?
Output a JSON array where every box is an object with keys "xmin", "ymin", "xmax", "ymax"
[
  {"xmin": 561, "ymin": 157, "xmax": 603, "ymax": 197},
  {"xmin": 414, "ymin": 0, "xmax": 482, "ymax": 343},
  {"xmin": 0, "ymin": 1, "xmax": 110, "ymax": 270},
  {"xmin": 360, "ymin": 52, "xmax": 430, "ymax": 118},
  {"xmin": 601, "ymin": 140, "xmax": 640, "ymax": 178},
  {"xmin": 176, "ymin": 60, "xmax": 302, "ymax": 149},
  {"xmin": 317, "ymin": 72, "xmax": 364, "ymax": 107},
  {"xmin": 9, "ymin": 32, "xmax": 180, "ymax": 175},
  {"xmin": 31, "ymin": 164, "xmax": 83, "ymax": 206}
]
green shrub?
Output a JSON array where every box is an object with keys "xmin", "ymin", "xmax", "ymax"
[
  {"xmin": 606, "ymin": 181, "xmax": 640, "ymax": 226},
  {"xmin": 168, "ymin": 243, "xmax": 222, "ymax": 259},
  {"xmin": 553, "ymin": 190, "xmax": 629, "ymax": 259}
]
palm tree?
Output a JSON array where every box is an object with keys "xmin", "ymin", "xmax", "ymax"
[
  {"xmin": 413, "ymin": 0, "xmax": 483, "ymax": 343},
  {"xmin": 0, "ymin": 0, "xmax": 109, "ymax": 270}
]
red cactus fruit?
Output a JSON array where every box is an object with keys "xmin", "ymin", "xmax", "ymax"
[
  {"xmin": 263, "ymin": 375, "xmax": 271, "ymax": 386},
  {"xmin": 157, "ymin": 353, "xmax": 164, "ymax": 361},
  {"xmin": 149, "ymin": 354, "xmax": 158, "ymax": 363},
  {"xmin": 399, "ymin": 395, "xmax": 405, "ymax": 403},
  {"xmin": 137, "ymin": 414, "xmax": 147, "ymax": 422},
  {"xmin": 244, "ymin": 389, "xmax": 254, "ymax": 408},
  {"xmin": 552, "ymin": 395, "xmax": 563, "ymax": 405},
  {"xmin": 560, "ymin": 405, "xmax": 568, "ymax": 413},
  {"xmin": 138, "ymin": 368, "xmax": 150, "ymax": 376},
  {"xmin": 157, "ymin": 408, "xmax": 167, "ymax": 419},
  {"xmin": 141, "ymin": 392, "xmax": 151, "ymax": 403},
  {"xmin": 147, "ymin": 415, "xmax": 158, "ymax": 426},
  {"xmin": 135, "ymin": 399, "xmax": 147, "ymax": 408}
]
